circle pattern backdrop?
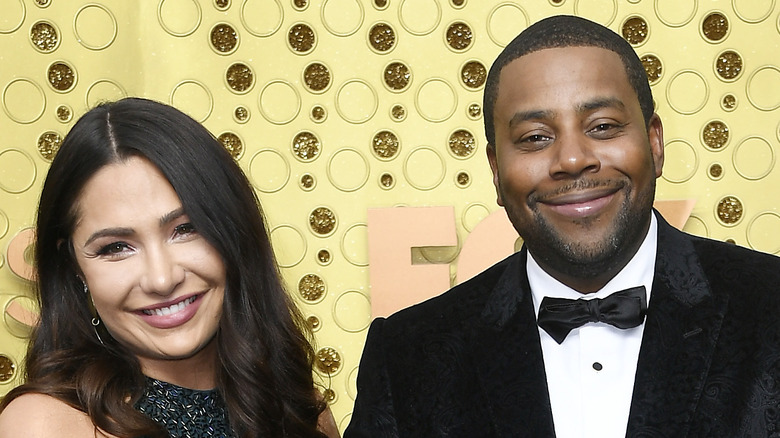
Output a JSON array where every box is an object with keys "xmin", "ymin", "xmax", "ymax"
[{"xmin": 1, "ymin": 0, "xmax": 779, "ymax": 430}]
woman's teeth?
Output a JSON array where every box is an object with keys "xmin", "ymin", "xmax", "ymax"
[{"xmin": 142, "ymin": 296, "xmax": 197, "ymax": 316}]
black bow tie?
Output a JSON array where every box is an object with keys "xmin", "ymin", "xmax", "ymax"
[{"xmin": 537, "ymin": 286, "xmax": 647, "ymax": 344}]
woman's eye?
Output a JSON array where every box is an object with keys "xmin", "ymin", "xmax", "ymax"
[
  {"xmin": 96, "ymin": 242, "xmax": 129, "ymax": 256},
  {"xmin": 174, "ymin": 223, "xmax": 196, "ymax": 236}
]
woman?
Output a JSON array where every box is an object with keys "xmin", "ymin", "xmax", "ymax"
[{"xmin": 0, "ymin": 98, "xmax": 339, "ymax": 437}]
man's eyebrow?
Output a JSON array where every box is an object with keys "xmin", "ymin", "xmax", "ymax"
[
  {"xmin": 577, "ymin": 97, "xmax": 625, "ymax": 114},
  {"xmin": 509, "ymin": 109, "xmax": 556, "ymax": 127}
]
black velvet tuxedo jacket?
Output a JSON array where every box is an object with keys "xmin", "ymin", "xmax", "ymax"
[{"xmin": 345, "ymin": 214, "xmax": 780, "ymax": 437}]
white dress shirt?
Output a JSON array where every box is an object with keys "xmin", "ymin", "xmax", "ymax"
[{"xmin": 527, "ymin": 214, "xmax": 658, "ymax": 438}]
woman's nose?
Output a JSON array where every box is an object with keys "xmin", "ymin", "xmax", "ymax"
[{"xmin": 139, "ymin": 245, "xmax": 185, "ymax": 295}]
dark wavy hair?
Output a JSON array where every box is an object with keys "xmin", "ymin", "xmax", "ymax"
[
  {"xmin": 483, "ymin": 15, "xmax": 655, "ymax": 147},
  {"xmin": 0, "ymin": 97, "xmax": 327, "ymax": 437}
]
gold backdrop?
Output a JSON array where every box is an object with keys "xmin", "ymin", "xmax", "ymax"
[{"xmin": 1, "ymin": 0, "xmax": 779, "ymax": 430}]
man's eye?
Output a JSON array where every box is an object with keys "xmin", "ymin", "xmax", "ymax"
[{"xmin": 523, "ymin": 134, "xmax": 550, "ymax": 143}]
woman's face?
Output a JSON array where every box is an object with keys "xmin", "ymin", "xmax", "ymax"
[{"xmin": 71, "ymin": 156, "xmax": 226, "ymax": 384}]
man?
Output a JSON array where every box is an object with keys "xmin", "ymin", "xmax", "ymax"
[{"xmin": 345, "ymin": 15, "xmax": 780, "ymax": 438}]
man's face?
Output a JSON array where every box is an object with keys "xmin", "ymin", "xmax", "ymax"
[{"xmin": 487, "ymin": 46, "xmax": 664, "ymax": 293}]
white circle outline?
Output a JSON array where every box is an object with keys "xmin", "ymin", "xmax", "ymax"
[
  {"xmin": 0, "ymin": 149, "xmax": 37, "ymax": 194},
  {"xmin": 257, "ymin": 79, "xmax": 301, "ymax": 125},
  {"xmin": 403, "ymin": 146, "xmax": 446, "ymax": 190},
  {"xmin": 326, "ymin": 147, "xmax": 370, "ymax": 192},
  {"xmin": 249, "ymin": 148, "xmax": 291, "ymax": 193},
  {"xmin": 73, "ymin": 3, "xmax": 118, "ymax": 50},
  {"xmin": 157, "ymin": 0, "xmax": 202, "ymax": 37},
  {"xmin": 746, "ymin": 66, "xmax": 780, "ymax": 111},
  {"xmin": 665, "ymin": 69, "xmax": 710, "ymax": 115},
  {"xmin": 169, "ymin": 79, "xmax": 214, "ymax": 123},
  {"xmin": 2, "ymin": 79, "xmax": 46, "ymax": 124},
  {"xmin": 732, "ymin": 136, "xmax": 776, "ymax": 181},
  {"xmin": 240, "ymin": 0, "xmax": 283, "ymax": 37}
]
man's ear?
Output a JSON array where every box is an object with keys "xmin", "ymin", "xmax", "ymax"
[
  {"xmin": 647, "ymin": 113, "xmax": 664, "ymax": 179},
  {"xmin": 486, "ymin": 144, "xmax": 504, "ymax": 207}
]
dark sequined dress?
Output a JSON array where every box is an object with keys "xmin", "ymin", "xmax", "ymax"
[{"xmin": 135, "ymin": 377, "xmax": 236, "ymax": 438}]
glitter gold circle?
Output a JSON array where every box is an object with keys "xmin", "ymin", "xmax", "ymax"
[
  {"xmin": 374, "ymin": 0, "xmax": 388, "ymax": 8},
  {"xmin": 702, "ymin": 120, "xmax": 730, "ymax": 150},
  {"xmin": 720, "ymin": 94, "xmax": 736, "ymax": 111},
  {"xmin": 716, "ymin": 196, "xmax": 743, "ymax": 225},
  {"xmin": 56, "ymin": 105, "xmax": 72, "ymax": 122},
  {"xmin": 461, "ymin": 60, "xmax": 487, "ymax": 89},
  {"xmin": 311, "ymin": 105, "xmax": 326, "ymax": 122},
  {"xmin": 234, "ymin": 106, "xmax": 249, "ymax": 123},
  {"xmin": 294, "ymin": 0, "xmax": 308, "ymax": 9},
  {"xmin": 446, "ymin": 21, "xmax": 473, "ymax": 51},
  {"xmin": 292, "ymin": 131, "xmax": 321, "ymax": 162},
  {"xmin": 37, "ymin": 131, "xmax": 62, "ymax": 161},
  {"xmin": 35, "ymin": 0, "xmax": 51, "ymax": 6},
  {"xmin": 0, "ymin": 355, "xmax": 15, "ymax": 382},
  {"xmin": 715, "ymin": 50, "xmax": 743, "ymax": 81},
  {"xmin": 622, "ymin": 16, "xmax": 648, "ymax": 45},
  {"xmin": 380, "ymin": 173, "xmax": 394, "ymax": 189},
  {"xmin": 47, "ymin": 61, "xmax": 76, "ymax": 92},
  {"xmin": 317, "ymin": 249, "xmax": 331, "ymax": 264},
  {"xmin": 451, "ymin": 0, "xmax": 465, "ymax": 7},
  {"xmin": 391, "ymin": 104, "xmax": 406, "ymax": 121},
  {"xmin": 448, "ymin": 129, "xmax": 476, "ymax": 158},
  {"xmin": 218, "ymin": 132, "xmax": 243, "ymax": 159},
  {"xmin": 214, "ymin": 0, "xmax": 230, "ymax": 9},
  {"xmin": 298, "ymin": 273, "xmax": 326, "ymax": 302},
  {"xmin": 315, "ymin": 347, "xmax": 342, "ymax": 375},
  {"xmin": 210, "ymin": 23, "xmax": 238, "ymax": 54},
  {"xmin": 303, "ymin": 62, "xmax": 331, "ymax": 92},
  {"xmin": 456, "ymin": 171, "xmax": 470, "ymax": 186},
  {"xmin": 702, "ymin": 11, "xmax": 729, "ymax": 41},
  {"xmin": 468, "ymin": 103, "xmax": 482, "ymax": 119},
  {"xmin": 225, "ymin": 62, "xmax": 254, "ymax": 93},
  {"xmin": 709, "ymin": 163, "xmax": 724, "ymax": 179},
  {"xmin": 300, "ymin": 173, "xmax": 315, "ymax": 190},
  {"xmin": 323, "ymin": 389, "xmax": 336, "ymax": 403},
  {"xmin": 640, "ymin": 54, "xmax": 663, "ymax": 84},
  {"xmin": 383, "ymin": 61, "xmax": 411, "ymax": 91},
  {"xmin": 368, "ymin": 22, "xmax": 395, "ymax": 52},
  {"xmin": 30, "ymin": 21, "xmax": 59, "ymax": 52},
  {"xmin": 288, "ymin": 23, "xmax": 316, "ymax": 54},
  {"xmin": 307, "ymin": 315, "xmax": 321, "ymax": 330},
  {"xmin": 309, "ymin": 207, "xmax": 337, "ymax": 236},
  {"xmin": 372, "ymin": 130, "xmax": 400, "ymax": 160}
]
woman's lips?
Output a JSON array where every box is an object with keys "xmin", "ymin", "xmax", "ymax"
[{"xmin": 136, "ymin": 293, "xmax": 204, "ymax": 329}]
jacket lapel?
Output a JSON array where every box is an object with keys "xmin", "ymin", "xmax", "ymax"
[
  {"xmin": 469, "ymin": 250, "xmax": 557, "ymax": 437},
  {"xmin": 626, "ymin": 213, "xmax": 729, "ymax": 436}
]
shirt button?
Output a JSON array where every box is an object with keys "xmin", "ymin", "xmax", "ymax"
[{"xmin": 593, "ymin": 362, "xmax": 603, "ymax": 371}]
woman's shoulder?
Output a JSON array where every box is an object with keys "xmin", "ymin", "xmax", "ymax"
[{"xmin": 0, "ymin": 393, "xmax": 117, "ymax": 438}]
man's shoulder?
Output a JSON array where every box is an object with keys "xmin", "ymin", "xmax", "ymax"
[{"xmin": 687, "ymin": 231, "xmax": 780, "ymax": 270}]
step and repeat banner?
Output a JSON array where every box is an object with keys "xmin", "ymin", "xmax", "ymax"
[{"xmin": 1, "ymin": 0, "xmax": 779, "ymax": 429}]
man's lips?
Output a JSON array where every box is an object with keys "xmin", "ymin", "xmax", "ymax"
[
  {"xmin": 536, "ymin": 187, "xmax": 621, "ymax": 218},
  {"xmin": 540, "ymin": 186, "xmax": 620, "ymax": 205}
]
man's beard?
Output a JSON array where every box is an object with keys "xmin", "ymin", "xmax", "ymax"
[{"xmin": 506, "ymin": 179, "xmax": 655, "ymax": 282}]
